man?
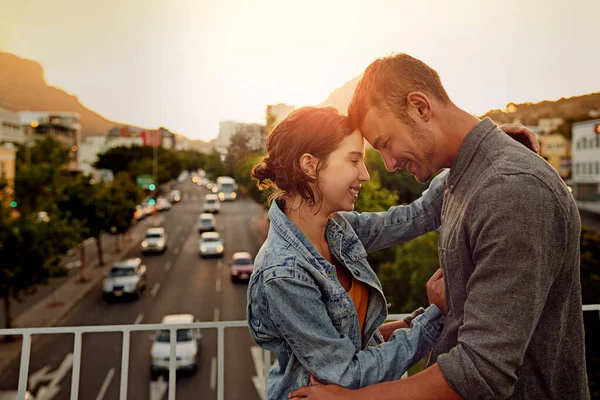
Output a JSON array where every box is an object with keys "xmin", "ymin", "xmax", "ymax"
[{"xmin": 290, "ymin": 54, "xmax": 589, "ymax": 399}]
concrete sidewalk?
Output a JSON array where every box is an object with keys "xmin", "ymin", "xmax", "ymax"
[{"xmin": 0, "ymin": 215, "xmax": 165, "ymax": 379}]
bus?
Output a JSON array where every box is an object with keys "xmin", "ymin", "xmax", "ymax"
[{"xmin": 216, "ymin": 176, "xmax": 237, "ymax": 201}]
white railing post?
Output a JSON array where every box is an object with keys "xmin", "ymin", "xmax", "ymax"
[
  {"xmin": 70, "ymin": 332, "xmax": 83, "ymax": 400},
  {"xmin": 119, "ymin": 330, "xmax": 130, "ymax": 400},
  {"xmin": 263, "ymin": 349, "xmax": 270, "ymax": 392},
  {"xmin": 17, "ymin": 333, "xmax": 32, "ymax": 400},
  {"xmin": 169, "ymin": 328, "xmax": 177, "ymax": 400},
  {"xmin": 218, "ymin": 326, "xmax": 225, "ymax": 400}
]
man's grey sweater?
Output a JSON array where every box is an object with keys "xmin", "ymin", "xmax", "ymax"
[{"xmin": 430, "ymin": 118, "xmax": 590, "ymax": 399}]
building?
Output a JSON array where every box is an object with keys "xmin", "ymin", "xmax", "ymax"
[
  {"xmin": 78, "ymin": 136, "xmax": 109, "ymax": 177},
  {"xmin": 18, "ymin": 111, "xmax": 81, "ymax": 171},
  {"xmin": 216, "ymin": 121, "xmax": 265, "ymax": 154},
  {"xmin": 539, "ymin": 133, "xmax": 571, "ymax": 178},
  {"xmin": 571, "ymin": 118, "xmax": 600, "ymax": 200},
  {"xmin": 107, "ymin": 126, "xmax": 175, "ymax": 149},
  {"xmin": 0, "ymin": 103, "xmax": 26, "ymax": 144},
  {"xmin": 266, "ymin": 103, "xmax": 295, "ymax": 132},
  {"xmin": 538, "ymin": 118, "xmax": 564, "ymax": 134},
  {"xmin": 0, "ymin": 143, "xmax": 17, "ymax": 201}
]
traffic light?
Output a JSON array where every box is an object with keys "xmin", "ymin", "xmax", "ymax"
[
  {"xmin": 149, "ymin": 199, "xmax": 156, "ymax": 206},
  {"xmin": 149, "ymin": 184, "xmax": 156, "ymax": 191},
  {"xmin": 9, "ymin": 201, "xmax": 17, "ymax": 208}
]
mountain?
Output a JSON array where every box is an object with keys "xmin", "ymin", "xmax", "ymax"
[
  {"xmin": 0, "ymin": 52, "xmax": 132, "ymax": 137},
  {"xmin": 318, "ymin": 76, "xmax": 361, "ymax": 114},
  {"xmin": 319, "ymin": 74, "xmax": 600, "ymax": 126}
]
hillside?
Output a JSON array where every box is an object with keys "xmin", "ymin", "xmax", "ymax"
[
  {"xmin": 319, "ymin": 73, "xmax": 600, "ymax": 126},
  {"xmin": 0, "ymin": 52, "xmax": 125, "ymax": 137}
]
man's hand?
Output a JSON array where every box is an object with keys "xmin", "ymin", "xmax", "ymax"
[
  {"xmin": 289, "ymin": 377, "xmax": 358, "ymax": 400},
  {"xmin": 498, "ymin": 123, "xmax": 540, "ymax": 154},
  {"xmin": 426, "ymin": 268, "xmax": 447, "ymax": 316}
]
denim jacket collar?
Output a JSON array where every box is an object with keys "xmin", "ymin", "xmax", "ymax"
[{"xmin": 268, "ymin": 198, "xmax": 343, "ymax": 277}]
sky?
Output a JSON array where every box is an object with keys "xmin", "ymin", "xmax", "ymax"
[{"xmin": 1, "ymin": 0, "xmax": 599, "ymax": 141}]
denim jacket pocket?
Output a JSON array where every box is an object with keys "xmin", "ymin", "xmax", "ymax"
[{"xmin": 325, "ymin": 292, "xmax": 355, "ymax": 334}]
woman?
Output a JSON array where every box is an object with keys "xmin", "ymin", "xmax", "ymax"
[{"xmin": 246, "ymin": 106, "xmax": 537, "ymax": 399}]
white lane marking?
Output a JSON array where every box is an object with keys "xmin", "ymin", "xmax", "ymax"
[
  {"xmin": 30, "ymin": 353, "xmax": 74, "ymax": 399},
  {"xmin": 164, "ymin": 261, "xmax": 172, "ymax": 271},
  {"xmin": 216, "ymin": 278, "xmax": 222, "ymax": 293},
  {"xmin": 251, "ymin": 346, "xmax": 267, "ymax": 400},
  {"xmin": 150, "ymin": 376, "xmax": 168, "ymax": 400},
  {"xmin": 213, "ymin": 308, "xmax": 220, "ymax": 322},
  {"xmin": 151, "ymin": 282, "xmax": 161, "ymax": 297},
  {"xmin": 210, "ymin": 357, "xmax": 217, "ymax": 391},
  {"xmin": 95, "ymin": 368, "xmax": 115, "ymax": 400},
  {"xmin": 173, "ymin": 247, "xmax": 179, "ymax": 255},
  {"xmin": 134, "ymin": 313, "xmax": 144, "ymax": 325},
  {"xmin": 217, "ymin": 260, "xmax": 223, "ymax": 269}
]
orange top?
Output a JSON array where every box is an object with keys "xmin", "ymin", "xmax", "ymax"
[{"xmin": 346, "ymin": 276, "xmax": 369, "ymax": 337}]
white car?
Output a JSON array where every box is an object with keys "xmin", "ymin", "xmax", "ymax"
[
  {"xmin": 168, "ymin": 190, "xmax": 181, "ymax": 203},
  {"xmin": 197, "ymin": 213, "xmax": 217, "ymax": 233},
  {"xmin": 203, "ymin": 194, "xmax": 220, "ymax": 213},
  {"xmin": 102, "ymin": 258, "xmax": 147, "ymax": 300},
  {"xmin": 150, "ymin": 314, "xmax": 201, "ymax": 378},
  {"xmin": 141, "ymin": 227, "xmax": 168, "ymax": 254},
  {"xmin": 198, "ymin": 232, "xmax": 224, "ymax": 258},
  {"xmin": 155, "ymin": 197, "xmax": 172, "ymax": 211}
]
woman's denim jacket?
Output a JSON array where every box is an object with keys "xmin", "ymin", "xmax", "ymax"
[{"xmin": 246, "ymin": 170, "xmax": 448, "ymax": 400}]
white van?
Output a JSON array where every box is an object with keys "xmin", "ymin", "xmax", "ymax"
[
  {"xmin": 203, "ymin": 194, "xmax": 221, "ymax": 213},
  {"xmin": 150, "ymin": 314, "xmax": 202, "ymax": 377}
]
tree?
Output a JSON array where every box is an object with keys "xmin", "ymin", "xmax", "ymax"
[
  {"xmin": 0, "ymin": 204, "xmax": 81, "ymax": 333},
  {"xmin": 104, "ymin": 173, "xmax": 141, "ymax": 252}
]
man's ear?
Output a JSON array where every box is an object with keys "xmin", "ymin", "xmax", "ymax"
[
  {"xmin": 299, "ymin": 153, "xmax": 317, "ymax": 178},
  {"xmin": 406, "ymin": 92, "xmax": 432, "ymax": 122}
]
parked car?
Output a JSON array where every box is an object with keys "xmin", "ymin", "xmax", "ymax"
[
  {"xmin": 203, "ymin": 194, "xmax": 220, "ymax": 213},
  {"xmin": 230, "ymin": 252, "xmax": 255, "ymax": 282},
  {"xmin": 102, "ymin": 258, "xmax": 147, "ymax": 300},
  {"xmin": 155, "ymin": 197, "xmax": 172, "ymax": 211},
  {"xmin": 141, "ymin": 227, "xmax": 168, "ymax": 254},
  {"xmin": 168, "ymin": 189, "xmax": 181, "ymax": 203},
  {"xmin": 197, "ymin": 213, "xmax": 217, "ymax": 233},
  {"xmin": 134, "ymin": 205, "xmax": 146, "ymax": 221},
  {"xmin": 198, "ymin": 232, "xmax": 224, "ymax": 258},
  {"xmin": 150, "ymin": 314, "xmax": 201, "ymax": 378}
]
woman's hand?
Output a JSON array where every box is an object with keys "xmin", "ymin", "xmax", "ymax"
[{"xmin": 498, "ymin": 123, "xmax": 540, "ymax": 154}]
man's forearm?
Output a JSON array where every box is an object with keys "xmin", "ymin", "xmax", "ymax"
[{"xmin": 360, "ymin": 364, "xmax": 462, "ymax": 400}]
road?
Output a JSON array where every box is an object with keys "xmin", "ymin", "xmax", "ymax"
[{"xmin": 0, "ymin": 180, "xmax": 266, "ymax": 400}]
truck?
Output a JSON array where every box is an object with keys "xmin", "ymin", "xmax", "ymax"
[{"xmin": 216, "ymin": 176, "xmax": 237, "ymax": 201}]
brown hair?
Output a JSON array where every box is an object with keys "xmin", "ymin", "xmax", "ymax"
[
  {"xmin": 251, "ymin": 106, "xmax": 354, "ymax": 206},
  {"xmin": 348, "ymin": 53, "xmax": 451, "ymax": 128}
]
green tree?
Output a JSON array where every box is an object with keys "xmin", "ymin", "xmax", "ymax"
[
  {"xmin": 0, "ymin": 204, "xmax": 82, "ymax": 332},
  {"xmin": 104, "ymin": 173, "xmax": 141, "ymax": 252}
]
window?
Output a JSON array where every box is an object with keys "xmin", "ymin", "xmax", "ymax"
[
  {"xmin": 576, "ymin": 163, "xmax": 580, "ymax": 176},
  {"xmin": 591, "ymin": 162, "xmax": 595, "ymax": 175},
  {"xmin": 596, "ymin": 162, "xmax": 599, "ymax": 175}
]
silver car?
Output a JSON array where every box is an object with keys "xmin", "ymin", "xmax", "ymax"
[
  {"xmin": 141, "ymin": 227, "xmax": 168, "ymax": 254},
  {"xmin": 103, "ymin": 258, "xmax": 147, "ymax": 300},
  {"xmin": 198, "ymin": 232, "xmax": 224, "ymax": 258}
]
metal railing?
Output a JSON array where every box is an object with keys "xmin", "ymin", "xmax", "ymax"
[{"xmin": 1, "ymin": 305, "xmax": 598, "ymax": 400}]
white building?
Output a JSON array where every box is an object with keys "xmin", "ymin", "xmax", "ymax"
[
  {"xmin": 571, "ymin": 118, "xmax": 600, "ymax": 200},
  {"xmin": 0, "ymin": 103, "xmax": 26, "ymax": 144},
  {"xmin": 78, "ymin": 136, "xmax": 108, "ymax": 177},
  {"xmin": 538, "ymin": 118, "xmax": 564, "ymax": 134},
  {"xmin": 266, "ymin": 103, "xmax": 295, "ymax": 130},
  {"xmin": 216, "ymin": 121, "xmax": 265, "ymax": 154},
  {"xmin": 18, "ymin": 111, "xmax": 81, "ymax": 171}
]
